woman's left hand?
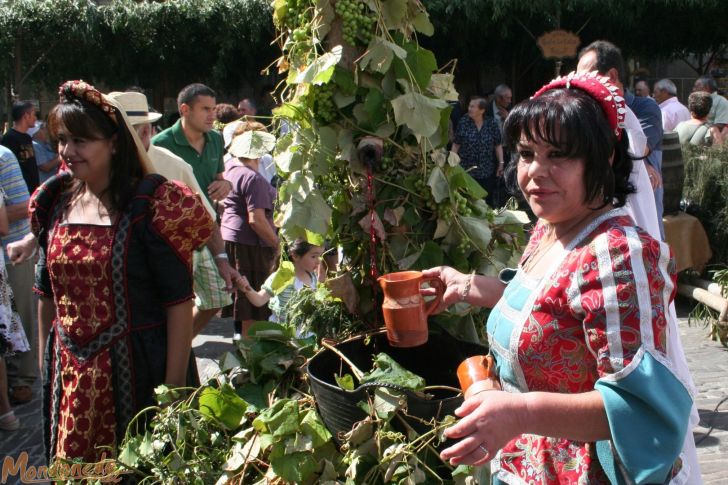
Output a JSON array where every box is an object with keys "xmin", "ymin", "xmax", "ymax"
[{"xmin": 439, "ymin": 390, "xmax": 527, "ymax": 466}]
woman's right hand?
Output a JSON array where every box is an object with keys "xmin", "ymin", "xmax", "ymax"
[{"xmin": 421, "ymin": 266, "xmax": 470, "ymax": 314}]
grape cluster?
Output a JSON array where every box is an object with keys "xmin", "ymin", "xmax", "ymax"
[
  {"xmin": 451, "ymin": 191, "xmax": 473, "ymax": 216},
  {"xmin": 413, "ymin": 178, "xmax": 435, "ymax": 206},
  {"xmin": 335, "ymin": 0, "xmax": 376, "ymax": 46},
  {"xmin": 310, "ymin": 83, "xmax": 337, "ymax": 124},
  {"xmin": 283, "ymin": 0, "xmax": 311, "ymax": 30}
]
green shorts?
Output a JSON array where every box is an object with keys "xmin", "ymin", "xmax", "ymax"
[{"xmin": 193, "ymin": 247, "xmax": 233, "ymax": 310}]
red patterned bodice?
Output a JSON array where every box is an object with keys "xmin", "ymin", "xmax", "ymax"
[{"xmin": 49, "ymin": 224, "xmax": 115, "ymax": 348}]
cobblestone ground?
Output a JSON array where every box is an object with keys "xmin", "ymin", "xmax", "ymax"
[{"xmin": 1, "ymin": 308, "xmax": 726, "ymax": 484}]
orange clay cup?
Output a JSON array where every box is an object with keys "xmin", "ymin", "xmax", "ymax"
[
  {"xmin": 377, "ymin": 271, "xmax": 445, "ymax": 347},
  {"xmin": 457, "ymin": 354, "xmax": 496, "ymax": 398}
]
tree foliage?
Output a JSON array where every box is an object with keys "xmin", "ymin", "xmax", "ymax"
[
  {"xmin": 0, "ymin": 0, "xmax": 277, "ymax": 98},
  {"xmin": 422, "ymin": 0, "xmax": 728, "ymax": 79},
  {"xmin": 0, "ymin": 0, "xmax": 725, "ymax": 103}
]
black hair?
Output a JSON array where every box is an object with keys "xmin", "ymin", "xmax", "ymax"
[
  {"xmin": 687, "ymin": 91, "xmax": 712, "ymax": 118},
  {"xmin": 579, "ymin": 40, "xmax": 627, "ymax": 83},
  {"xmin": 177, "ymin": 83, "xmax": 216, "ymax": 111},
  {"xmin": 12, "ymin": 101, "xmax": 35, "ymax": 122},
  {"xmin": 287, "ymin": 238, "xmax": 318, "ymax": 259},
  {"xmin": 503, "ymin": 87, "xmax": 634, "ymax": 209},
  {"xmin": 47, "ymin": 98, "xmax": 143, "ymax": 214}
]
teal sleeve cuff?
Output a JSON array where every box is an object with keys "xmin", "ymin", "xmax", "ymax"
[{"xmin": 595, "ymin": 350, "xmax": 692, "ymax": 484}]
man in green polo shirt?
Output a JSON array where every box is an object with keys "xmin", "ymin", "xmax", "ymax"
[{"xmin": 153, "ymin": 83, "xmax": 234, "ymax": 336}]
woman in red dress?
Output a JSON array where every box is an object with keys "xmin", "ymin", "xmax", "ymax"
[{"xmin": 31, "ymin": 81, "xmax": 213, "ymax": 464}]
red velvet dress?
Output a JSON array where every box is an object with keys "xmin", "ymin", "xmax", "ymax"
[{"xmin": 31, "ymin": 174, "xmax": 213, "ymax": 463}]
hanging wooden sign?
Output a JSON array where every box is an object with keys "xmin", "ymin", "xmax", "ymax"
[{"xmin": 537, "ymin": 30, "xmax": 581, "ymax": 59}]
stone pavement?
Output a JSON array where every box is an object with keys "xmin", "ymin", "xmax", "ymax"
[{"xmin": 1, "ymin": 309, "xmax": 726, "ymax": 484}]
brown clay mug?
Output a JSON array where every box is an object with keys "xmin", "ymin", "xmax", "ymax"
[
  {"xmin": 457, "ymin": 354, "xmax": 496, "ymax": 397},
  {"xmin": 377, "ymin": 271, "xmax": 445, "ymax": 347}
]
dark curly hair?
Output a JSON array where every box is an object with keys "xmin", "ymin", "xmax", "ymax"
[{"xmin": 503, "ymin": 87, "xmax": 634, "ymax": 209}]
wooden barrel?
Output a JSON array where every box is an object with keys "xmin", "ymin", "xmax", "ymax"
[{"xmin": 661, "ymin": 132, "xmax": 684, "ymax": 215}]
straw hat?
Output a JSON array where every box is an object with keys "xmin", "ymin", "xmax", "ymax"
[{"xmin": 107, "ymin": 91, "xmax": 162, "ymax": 125}]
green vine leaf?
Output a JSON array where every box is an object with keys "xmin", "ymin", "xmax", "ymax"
[
  {"xmin": 293, "ymin": 45, "xmax": 343, "ymax": 85},
  {"xmin": 428, "ymin": 73, "xmax": 459, "ymax": 102},
  {"xmin": 448, "ymin": 166, "xmax": 487, "ymax": 199},
  {"xmin": 281, "ymin": 191, "xmax": 332, "ymax": 238},
  {"xmin": 253, "ymin": 399, "xmax": 300, "ymax": 436},
  {"xmin": 378, "ymin": 0, "xmax": 407, "ymax": 29},
  {"xmin": 271, "ymin": 0, "xmax": 287, "ymax": 26},
  {"xmin": 415, "ymin": 241, "xmax": 444, "ymax": 268},
  {"xmin": 360, "ymin": 38, "xmax": 407, "ymax": 73},
  {"xmin": 394, "ymin": 42, "xmax": 438, "ymax": 89},
  {"xmin": 270, "ymin": 451, "xmax": 319, "ymax": 482},
  {"xmin": 268, "ymin": 261, "xmax": 296, "ymax": 295},
  {"xmin": 228, "ymin": 130, "xmax": 276, "ymax": 159},
  {"xmin": 434, "ymin": 218, "xmax": 450, "ymax": 239},
  {"xmin": 360, "ymin": 353, "xmax": 426, "ymax": 390},
  {"xmin": 427, "ymin": 166, "xmax": 449, "ymax": 203},
  {"xmin": 460, "ymin": 216, "xmax": 493, "ymax": 254},
  {"xmin": 391, "ymin": 92, "xmax": 448, "ymax": 138},
  {"xmin": 448, "ymin": 150, "xmax": 461, "ymax": 167},
  {"xmin": 300, "ymin": 409, "xmax": 333, "ymax": 447},
  {"xmin": 336, "ymin": 373, "xmax": 356, "ymax": 392},
  {"xmin": 411, "ymin": 11, "xmax": 434, "ymax": 36},
  {"xmin": 312, "ymin": 0, "xmax": 335, "ymax": 40},
  {"xmin": 288, "ymin": 172, "xmax": 317, "ymax": 203},
  {"xmin": 198, "ymin": 384, "xmax": 248, "ymax": 429}
]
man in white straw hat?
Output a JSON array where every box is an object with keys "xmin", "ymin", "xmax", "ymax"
[{"xmin": 108, "ymin": 90, "xmax": 241, "ymax": 336}]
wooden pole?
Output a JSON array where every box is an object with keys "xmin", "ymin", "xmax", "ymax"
[
  {"xmin": 685, "ymin": 276, "xmax": 725, "ymax": 298},
  {"xmin": 677, "ymin": 283, "xmax": 728, "ymax": 322}
]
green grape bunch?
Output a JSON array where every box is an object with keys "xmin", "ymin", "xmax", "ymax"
[
  {"xmin": 335, "ymin": 0, "xmax": 376, "ymax": 46},
  {"xmin": 308, "ymin": 82, "xmax": 338, "ymax": 124},
  {"xmin": 282, "ymin": 0, "xmax": 311, "ymax": 30}
]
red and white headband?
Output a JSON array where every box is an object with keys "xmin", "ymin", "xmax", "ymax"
[{"xmin": 532, "ymin": 71, "xmax": 626, "ymax": 140}]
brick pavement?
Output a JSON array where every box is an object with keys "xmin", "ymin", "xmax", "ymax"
[
  {"xmin": 1, "ymin": 310, "xmax": 726, "ymax": 484},
  {"xmin": 679, "ymin": 305, "xmax": 728, "ymax": 484}
]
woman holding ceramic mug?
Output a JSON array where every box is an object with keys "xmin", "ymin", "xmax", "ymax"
[{"xmin": 424, "ymin": 72, "xmax": 696, "ymax": 484}]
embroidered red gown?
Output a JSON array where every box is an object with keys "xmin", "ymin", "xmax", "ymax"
[{"xmin": 31, "ymin": 174, "xmax": 213, "ymax": 463}]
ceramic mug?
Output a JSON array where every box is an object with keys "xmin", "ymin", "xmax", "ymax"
[
  {"xmin": 457, "ymin": 354, "xmax": 495, "ymax": 398},
  {"xmin": 377, "ymin": 271, "xmax": 445, "ymax": 347}
]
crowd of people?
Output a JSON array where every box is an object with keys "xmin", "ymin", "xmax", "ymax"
[{"xmin": 0, "ymin": 36, "xmax": 722, "ymax": 484}]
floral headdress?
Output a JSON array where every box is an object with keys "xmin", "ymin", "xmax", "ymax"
[
  {"xmin": 59, "ymin": 80, "xmax": 118, "ymax": 125},
  {"xmin": 532, "ymin": 71, "xmax": 626, "ymax": 140}
]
